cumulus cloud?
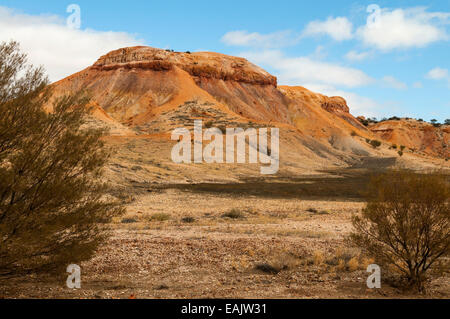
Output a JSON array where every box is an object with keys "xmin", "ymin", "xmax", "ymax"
[
  {"xmin": 357, "ymin": 6, "xmax": 450, "ymax": 50},
  {"xmin": 0, "ymin": 7, "xmax": 144, "ymax": 82},
  {"xmin": 241, "ymin": 50, "xmax": 373, "ymax": 88},
  {"xmin": 426, "ymin": 67, "xmax": 449, "ymax": 80},
  {"xmin": 239, "ymin": 50, "xmax": 381, "ymax": 116},
  {"xmin": 382, "ymin": 76, "xmax": 408, "ymax": 90},
  {"xmin": 221, "ymin": 30, "xmax": 294, "ymax": 48},
  {"xmin": 302, "ymin": 16, "xmax": 354, "ymax": 41}
]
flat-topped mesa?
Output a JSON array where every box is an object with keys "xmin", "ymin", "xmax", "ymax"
[{"xmin": 92, "ymin": 46, "xmax": 277, "ymax": 86}]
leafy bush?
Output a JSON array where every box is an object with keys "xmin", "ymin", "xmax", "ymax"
[
  {"xmin": 0, "ymin": 41, "xmax": 123, "ymax": 277},
  {"xmin": 350, "ymin": 170, "xmax": 449, "ymax": 292}
]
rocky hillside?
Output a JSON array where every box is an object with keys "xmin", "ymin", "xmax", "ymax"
[
  {"xmin": 46, "ymin": 46, "xmax": 447, "ymax": 184},
  {"xmin": 51, "ymin": 46, "xmax": 369, "ymax": 138},
  {"xmin": 369, "ymin": 119, "xmax": 449, "ymax": 159}
]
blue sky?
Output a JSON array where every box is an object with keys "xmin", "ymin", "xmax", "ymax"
[{"xmin": 0, "ymin": 0, "xmax": 449, "ymax": 121}]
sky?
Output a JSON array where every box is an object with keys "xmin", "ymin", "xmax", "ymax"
[{"xmin": 0, "ymin": 0, "xmax": 449, "ymax": 122}]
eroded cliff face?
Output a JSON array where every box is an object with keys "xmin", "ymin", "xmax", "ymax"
[
  {"xmin": 370, "ymin": 120, "xmax": 449, "ymax": 158},
  {"xmin": 52, "ymin": 46, "xmax": 366, "ymax": 135},
  {"xmin": 93, "ymin": 46, "xmax": 277, "ymax": 86}
]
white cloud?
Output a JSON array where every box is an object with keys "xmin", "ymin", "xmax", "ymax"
[
  {"xmin": 221, "ymin": 30, "xmax": 293, "ymax": 48},
  {"xmin": 240, "ymin": 50, "xmax": 373, "ymax": 88},
  {"xmin": 0, "ymin": 7, "xmax": 144, "ymax": 82},
  {"xmin": 357, "ymin": 6, "xmax": 449, "ymax": 50},
  {"xmin": 426, "ymin": 67, "xmax": 449, "ymax": 80},
  {"xmin": 302, "ymin": 16, "xmax": 354, "ymax": 41},
  {"xmin": 345, "ymin": 50, "xmax": 370, "ymax": 61},
  {"xmin": 239, "ymin": 50, "xmax": 381, "ymax": 116},
  {"xmin": 382, "ymin": 76, "xmax": 408, "ymax": 90}
]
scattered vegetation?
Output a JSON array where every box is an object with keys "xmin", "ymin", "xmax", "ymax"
[{"xmin": 350, "ymin": 170, "xmax": 449, "ymax": 292}]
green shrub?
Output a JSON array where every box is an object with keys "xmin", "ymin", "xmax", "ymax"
[{"xmin": 350, "ymin": 170, "xmax": 449, "ymax": 292}]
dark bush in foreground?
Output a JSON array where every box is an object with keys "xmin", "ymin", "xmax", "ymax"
[
  {"xmin": 350, "ymin": 170, "xmax": 449, "ymax": 292},
  {"xmin": 0, "ymin": 41, "xmax": 123, "ymax": 277}
]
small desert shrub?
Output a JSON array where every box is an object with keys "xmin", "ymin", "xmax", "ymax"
[
  {"xmin": 254, "ymin": 263, "xmax": 281, "ymax": 274},
  {"xmin": 324, "ymin": 248, "xmax": 361, "ymax": 270},
  {"xmin": 391, "ymin": 144, "xmax": 397, "ymax": 149},
  {"xmin": 313, "ymin": 250, "xmax": 325, "ymax": 265},
  {"xmin": 221, "ymin": 209, "xmax": 245, "ymax": 219},
  {"xmin": 350, "ymin": 170, "xmax": 449, "ymax": 292},
  {"xmin": 149, "ymin": 213, "xmax": 171, "ymax": 222},
  {"xmin": 121, "ymin": 218, "xmax": 138, "ymax": 224},
  {"xmin": 181, "ymin": 216, "xmax": 195, "ymax": 223},
  {"xmin": 398, "ymin": 150, "xmax": 403, "ymax": 157},
  {"xmin": 351, "ymin": 131, "xmax": 358, "ymax": 137},
  {"xmin": 306, "ymin": 208, "xmax": 329, "ymax": 215},
  {"xmin": 254, "ymin": 252, "xmax": 299, "ymax": 274},
  {"xmin": 370, "ymin": 139, "xmax": 382, "ymax": 148}
]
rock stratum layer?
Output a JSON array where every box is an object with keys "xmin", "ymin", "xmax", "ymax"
[{"xmin": 48, "ymin": 46, "xmax": 448, "ymax": 183}]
